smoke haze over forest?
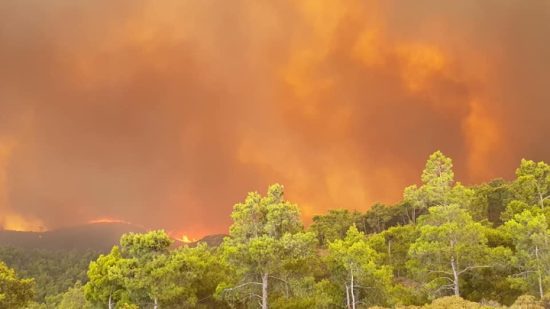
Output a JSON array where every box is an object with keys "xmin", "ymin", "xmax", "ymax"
[{"xmin": 1, "ymin": 0, "xmax": 549, "ymax": 237}]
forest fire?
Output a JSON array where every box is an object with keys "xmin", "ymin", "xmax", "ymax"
[
  {"xmin": 0, "ymin": 2, "xmax": 549, "ymax": 308},
  {"xmin": 88, "ymin": 218, "xmax": 133, "ymax": 225},
  {"xmin": 0, "ymin": 0, "xmax": 549, "ymax": 238}
]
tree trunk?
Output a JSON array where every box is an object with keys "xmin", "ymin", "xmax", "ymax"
[
  {"xmin": 536, "ymin": 245, "xmax": 544, "ymax": 299},
  {"xmin": 261, "ymin": 272, "xmax": 269, "ymax": 309},
  {"xmin": 450, "ymin": 256, "xmax": 460, "ymax": 296},
  {"xmin": 108, "ymin": 293, "xmax": 113, "ymax": 309},
  {"xmin": 388, "ymin": 240, "xmax": 392, "ymax": 260},
  {"xmin": 350, "ymin": 271, "xmax": 356, "ymax": 309},
  {"xmin": 345, "ymin": 283, "xmax": 351, "ymax": 309},
  {"xmin": 538, "ymin": 271, "xmax": 544, "ymax": 300},
  {"xmin": 153, "ymin": 297, "xmax": 158, "ymax": 309}
]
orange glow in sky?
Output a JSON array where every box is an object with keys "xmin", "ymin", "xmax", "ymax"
[{"xmin": 1, "ymin": 0, "xmax": 549, "ymax": 236}]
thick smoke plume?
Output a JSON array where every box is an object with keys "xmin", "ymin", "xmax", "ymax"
[{"xmin": 1, "ymin": 0, "xmax": 549, "ymax": 236}]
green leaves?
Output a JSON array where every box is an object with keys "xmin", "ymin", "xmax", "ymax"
[
  {"xmin": 403, "ymin": 151, "xmax": 471, "ymax": 223},
  {"xmin": 372, "ymin": 224, "xmax": 419, "ymax": 278},
  {"xmin": 503, "ymin": 209, "xmax": 550, "ymax": 298},
  {"xmin": 230, "ymin": 183, "xmax": 303, "ymax": 242},
  {"xmin": 326, "ymin": 226, "xmax": 393, "ymax": 307},
  {"xmin": 85, "ymin": 231, "xmax": 223, "ymax": 308},
  {"xmin": 0, "ymin": 260, "xmax": 35, "ymax": 309},
  {"xmin": 512, "ymin": 159, "xmax": 550, "ymax": 209},
  {"xmin": 58, "ymin": 281, "xmax": 94, "ymax": 309},
  {"xmin": 84, "ymin": 246, "xmax": 126, "ymax": 307},
  {"xmin": 408, "ymin": 205, "xmax": 506, "ymax": 299},
  {"xmin": 120, "ymin": 230, "xmax": 172, "ymax": 259},
  {"xmin": 219, "ymin": 184, "xmax": 315, "ymax": 308},
  {"xmin": 25, "ymin": 157, "xmax": 550, "ymax": 307},
  {"xmin": 421, "ymin": 151, "xmax": 454, "ymax": 188},
  {"xmin": 495, "ymin": 159, "xmax": 550, "ymax": 299},
  {"xmin": 311, "ymin": 209, "xmax": 364, "ymax": 246}
]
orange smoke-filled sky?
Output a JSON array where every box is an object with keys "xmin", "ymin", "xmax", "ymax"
[{"xmin": 1, "ymin": 0, "xmax": 549, "ymax": 237}]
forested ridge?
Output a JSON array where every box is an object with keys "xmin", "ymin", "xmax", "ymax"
[{"xmin": 1, "ymin": 151, "xmax": 549, "ymax": 308}]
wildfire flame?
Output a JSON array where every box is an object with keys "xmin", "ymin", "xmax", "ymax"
[
  {"xmin": 88, "ymin": 217, "xmax": 133, "ymax": 225},
  {"xmin": 0, "ymin": 0, "xmax": 548, "ymax": 236},
  {"xmin": 2, "ymin": 212, "xmax": 45, "ymax": 232},
  {"xmin": 179, "ymin": 235, "xmax": 195, "ymax": 243}
]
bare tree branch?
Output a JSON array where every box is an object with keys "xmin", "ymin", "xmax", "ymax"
[
  {"xmin": 222, "ymin": 281, "xmax": 263, "ymax": 294},
  {"xmin": 457, "ymin": 265, "xmax": 492, "ymax": 275}
]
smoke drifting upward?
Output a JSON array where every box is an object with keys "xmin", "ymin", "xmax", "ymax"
[{"xmin": 1, "ymin": 0, "xmax": 549, "ymax": 236}]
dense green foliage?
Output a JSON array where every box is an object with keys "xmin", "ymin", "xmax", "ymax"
[
  {"xmin": 0, "ymin": 260, "xmax": 35, "ymax": 308},
  {"xmin": 217, "ymin": 184, "xmax": 317, "ymax": 309},
  {"xmin": 0, "ymin": 247, "xmax": 98, "ymax": 304},
  {"xmin": 84, "ymin": 232, "xmax": 226, "ymax": 308},
  {"xmin": 1, "ymin": 151, "xmax": 549, "ymax": 308}
]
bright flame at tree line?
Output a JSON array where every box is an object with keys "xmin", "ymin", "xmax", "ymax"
[{"xmin": 0, "ymin": 216, "xmax": 197, "ymax": 243}]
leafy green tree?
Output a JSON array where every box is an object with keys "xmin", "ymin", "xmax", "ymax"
[
  {"xmin": 459, "ymin": 226, "xmax": 520, "ymax": 305},
  {"xmin": 510, "ymin": 294, "xmax": 544, "ymax": 309},
  {"xmin": 403, "ymin": 151, "xmax": 461, "ymax": 223},
  {"xmin": 502, "ymin": 200, "xmax": 532, "ymax": 223},
  {"xmin": 420, "ymin": 150, "xmax": 455, "ymax": 204},
  {"xmin": 364, "ymin": 204, "xmax": 394, "ymax": 234},
  {"xmin": 0, "ymin": 260, "xmax": 35, "ymax": 309},
  {"xmin": 504, "ymin": 209, "xmax": 550, "ymax": 299},
  {"xmin": 369, "ymin": 225, "xmax": 419, "ymax": 279},
  {"xmin": 220, "ymin": 232, "xmax": 316, "ymax": 309},
  {"xmin": 310, "ymin": 205, "xmax": 405, "ymax": 245},
  {"xmin": 502, "ymin": 160, "xmax": 550, "ymax": 223},
  {"xmin": 512, "ymin": 159, "xmax": 550, "ymax": 209},
  {"xmin": 403, "ymin": 184, "xmax": 430, "ymax": 224},
  {"xmin": 310, "ymin": 209, "xmax": 363, "ymax": 246},
  {"xmin": 146, "ymin": 243, "xmax": 225, "ymax": 308},
  {"xmin": 58, "ymin": 281, "xmax": 95, "ymax": 309},
  {"xmin": 0, "ymin": 247, "xmax": 99, "ymax": 303},
  {"xmin": 408, "ymin": 205, "xmax": 506, "ymax": 298},
  {"xmin": 120, "ymin": 230, "xmax": 172, "ymax": 309},
  {"xmin": 85, "ymin": 230, "xmax": 227, "ymax": 308},
  {"xmin": 469, "ymin": 179, "xmax": 512, "ymax": 225},
  {"xmin": 421, "ymin": 295, "xmax": 486, "ymax": 309},
  {"xmin": 22, "ymin": 302, "xmax": 48, "ymax": 309},
  {"xmin": 187, "ymin": 245, "xmax": 230, "ymax": 308},
  {"xmin": 326, "ymin": 226, "xmax": 392, "ymax": 308},
  {"xmin": 218, "ymin": 184, "xmax": 316, "ymax": 309},
  {"xmin": 120, "ymin": 230, "xmax": 172, "ymax": 258},
  {"xmin": 85, "ymin": 246, "xmax": 125, "ymax": 309}
]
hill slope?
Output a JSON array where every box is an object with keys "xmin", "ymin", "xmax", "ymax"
[{"xmin": 0, "ymin": 222, "xmax": 145, "ymax": 251}]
